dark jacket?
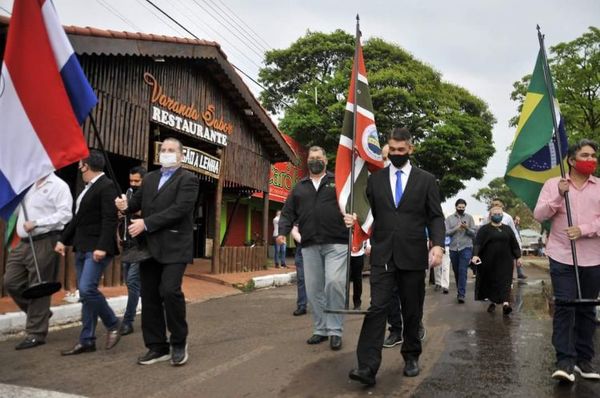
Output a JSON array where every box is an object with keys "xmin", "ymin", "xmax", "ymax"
[
  {"xmin": 127, "ymin": 167, "xmax": 199, "ymax": 264},
  {"xmin": 278, "ymin": 171, "xmax": 347, "ymax": 247},
  {"xmin": 367, "ymin": 166, "xmax": 445, "ymax": 270},
  {"xmin": 61, "ymin": 174, "xmax": 119, "ymax": 255}
]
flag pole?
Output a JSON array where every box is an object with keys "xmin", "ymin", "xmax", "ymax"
[
  {"xmin": 345, "ymin": 14, "xmax": 361, "ymax": 311},
  {"xmin": 537, "ymin": 26, "xmax": 596, "ymax": 307},
  {"xmin": 326, "ymin": 15, "xmax": 367, "ymax": 315},
  {"xmin": 88, "ymin": 115, "xmax": 123, "ymax": 196}
]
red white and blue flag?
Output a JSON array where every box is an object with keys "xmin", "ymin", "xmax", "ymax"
[
  {"xmin": 0, "ymin": 0, "xmax": 95, "ymax": 220},
  {"xmin": 335, "ymin": 40, "xmax": 384, "ymax": 252}
]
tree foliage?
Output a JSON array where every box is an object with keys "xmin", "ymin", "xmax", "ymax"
[
  {"xmin": 510, "ymin": 27, "xmax": 600, "ymax": 144},
  {"xmin": 473, "ymin": 177, "xmax": 540, "ymax": 230},
  {"xmin": 258, "ymin": 30, "xmax": 496, "ymax": 200}
]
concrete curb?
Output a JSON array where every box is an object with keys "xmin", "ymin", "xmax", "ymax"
[
  {"xmin": 0, "ymin": 296, "xmax": 138, "ymax": 338},
  {"xmin": 1, "ymin": 271, "xmax": 298, "ymax": 337},
  {"xmin": 252, "ymin": 272, "xmax": 296, "ymax": 289}
]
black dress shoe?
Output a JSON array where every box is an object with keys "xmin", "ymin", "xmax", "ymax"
[
  {"xmin": 330, "ymin": 335, "xmax": 342, "ymax": 350},
  {"xmin": 61, "ymin": 343, "xmax": 96, "ymax": 356},
  {"xmin": 15, "ymin": 336, "xmax": 45, "ymax": 350},
  {"xmin": 106, "ymin": 326, "xmax": 121, "ymax": 350},
  {"xmin": 119, "ymin": 323, "xmax": 134, "ymax": 336},
  {"xmin": 404, "ymin": 359, "xmax": 420, "ymax": 377},
  {"xmin": 306, "ymin": 334, "xmax": 328, "ymax": 344},
  {"xmin": 293, "ymin": 308, "xmax": 307, "ymax": 316},
  {"xmin": 349, "ymin": 367, "xmax": 376, "ymax": 386}
]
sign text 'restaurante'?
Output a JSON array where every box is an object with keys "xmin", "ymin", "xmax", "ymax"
[{"xmin": 144, "ymin": 72, "xmax": 231, "ymax": 147}]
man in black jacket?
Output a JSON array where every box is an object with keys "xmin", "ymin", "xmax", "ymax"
[
  {"xmin": 116, "ymin": 138, "xmax": 199, "ymax": 367},
  {"xmin": 348, "ymin": 128, "xmax": 445, "ymax": 385},
  {"xmin": 56, "ymin": 150, "xmax": 121, "ymax": 355},
  {"xmin": 277, "ymin": 146, "xmax": 349, "ymax": 351}
]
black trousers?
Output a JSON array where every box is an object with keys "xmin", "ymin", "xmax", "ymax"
[
  {"xmin": 350, "ymin": 255, "xmax": 364, "ymax": 307},
  {"xmin": 140, "ymin": 259, "xmax": 187, "ymax": 352},
  {"xmin": 357, "ymin": 262, "xmax": 425, "ymax": 374}
]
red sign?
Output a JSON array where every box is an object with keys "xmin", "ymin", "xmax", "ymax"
[{"xmin": 255, "ymin": 134, "xmax": 307, "ymax": 203}]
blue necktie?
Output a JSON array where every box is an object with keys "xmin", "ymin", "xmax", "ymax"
[{"xmin": 395, "ymin": 170, "xmax": 403, "ymax": 207}]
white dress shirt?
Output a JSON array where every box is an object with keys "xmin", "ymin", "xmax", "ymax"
[
  {"xmin": 75, "ymin": 172, "xmax": 104, "ymax": 214},
  {"xmin": 16, "ymin": 173, "xmax": 73, "ymax": 238},
  {"xmin": 311, "ymin": 173, "xmax": 327, "ymax": 191},
  {"xmin": 388, "ymin": 160, "xmax": 412, "ymax": 205}
]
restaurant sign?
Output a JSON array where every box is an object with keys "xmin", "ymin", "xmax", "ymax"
[
  {"xmin": 153, "ymin": 141, "xmax": 221, "ymax": 178},
  {"xmin": 145, "ymin": 72, "xmax": 232, "ymax": 147},
  {"xmin": 253, "ymin": 134, "xmax": 307, "ymax": 203}
]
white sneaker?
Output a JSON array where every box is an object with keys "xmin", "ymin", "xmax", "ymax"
[
  {"xmin": 63, "ymin": 290, "xmax": 80, "ymax": 303},
  {"xmin": 552, "ymin": 368, "xmax": 575, "ymax": 383},
  {"xmin": 575, "ymin": 362, "xmax": 600, "ymax": 380}
]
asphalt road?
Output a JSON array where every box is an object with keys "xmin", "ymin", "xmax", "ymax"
[{"xmin": 0, "ymin": 265, "xmax": 599, "ymax": 397}]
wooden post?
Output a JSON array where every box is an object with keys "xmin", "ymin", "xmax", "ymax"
[
  {"xmin": 262, "ymin": 191, "xmax": 269, "ymax": 264},
  {"xmin": 211, "ymin": 148, "xmax": 227, "ymax": 274}
]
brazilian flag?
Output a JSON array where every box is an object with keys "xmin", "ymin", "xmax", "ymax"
[{"xmin": 505, "ymin": 49, "xmax": 568, "ymax": 211}]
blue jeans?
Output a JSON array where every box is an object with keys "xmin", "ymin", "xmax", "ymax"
[
  {"xmin": 75, "ymin": 252, "xmax": 119, "ymax": 345},
  {"xmin": 295, "ymin": 245, "xmax": 307, "ymax": 310},
  {"xmin": 549, "ymin": 258, "xmax": 600, "ymax": 366},
  {"xmin": 274, "ymin": 241, "xmax": 287, "ymax": 266},
  {"xmin": 122, "ymin": 262, "xmax": 140, "ymax": 326},
  {"xmin": 302, "ymin": 244, "xmax": 347, "ymax": 337},
  {"xmin": 450, "ymin": 247, "xmax": 472, "ymax": 298}
]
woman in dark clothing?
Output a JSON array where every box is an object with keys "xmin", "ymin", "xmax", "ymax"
[{"xmin": 472, "ymin": 206, "xmax": 521, "ymax": 315}]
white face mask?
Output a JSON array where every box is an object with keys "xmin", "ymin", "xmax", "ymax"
[{"xmin": 159, "ymin": 152, "xmax": 178, "ymax": 167}]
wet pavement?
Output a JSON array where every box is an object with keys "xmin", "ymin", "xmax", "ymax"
[{"xmin": 0, "ymin": 264, "xmax": 599, "ymax": 397}]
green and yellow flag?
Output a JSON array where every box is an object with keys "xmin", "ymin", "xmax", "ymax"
[{"xmin": 505, "ymin": 49, "xmax": 568, "ymax": 210}]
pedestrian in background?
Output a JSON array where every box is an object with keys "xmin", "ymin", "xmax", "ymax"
[
  {"xmin": 118, "ymin": 165, "xmax": 146, "ymax": 336},
  {"xmin": 472, "ymin": 206, "xmax": 521, "ymax": 315},
  {"xmin": 445, "ymin": 199, "xmax": 476, "ymax": 303},
  {"xmin": 273, "ymin": 210, "xmax": 287, "ymax": 268}
]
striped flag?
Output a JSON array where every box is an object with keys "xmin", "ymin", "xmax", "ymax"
[
  {"xmin": 505, "ymin": 49, "xmax": 568, "ymax": 211},
  {"xmin": 335, "ymin": 40, "xmax": 384, "ymax": 252},
  {"xmin": 0, "ymin": 0, "xmax": 96, "ymax": 220}
]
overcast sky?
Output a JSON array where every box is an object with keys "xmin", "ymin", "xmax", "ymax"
[{"xmin": 1, "ymin": 0, "xmax": 598, "ymax": 217}]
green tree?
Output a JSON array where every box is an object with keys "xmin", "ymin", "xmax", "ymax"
[
  {"xmin": 259, "ymin": 31, "xmax": 496, "ymax": 200},
  {"xmin": 510, "ymin": 27, "xmax": 600, "ymax": 143},
  {"xmin": 473, "ymin": 177, "xmax": 540, "ymax": 230}
]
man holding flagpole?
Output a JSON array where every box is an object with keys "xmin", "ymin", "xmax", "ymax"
[
  {"xmin": 347, "ymin": 128, "xmax": 445, "ymax": 385},
  {"xmin": 277, "ymin": 146, "xmax": 350, "ymax": 351},
  {"xmin": 534, "ymin": 139, "xmax": 600, "ymax": 382}
]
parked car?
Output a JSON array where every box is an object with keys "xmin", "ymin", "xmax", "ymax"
[{"xmin": 520, "ymin": 228, "xmax": 542, "ymax": 254}]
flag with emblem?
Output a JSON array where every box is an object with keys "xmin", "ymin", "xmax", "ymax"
[
  {"xmin": 504, "ymin": 48, "xmax": 568, "ymax": 211},
  {"xmin": 335, "ymin": 26, "xmax": 384, "ymax": 252}
]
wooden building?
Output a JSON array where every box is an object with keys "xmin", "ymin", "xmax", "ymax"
[{"xmin": 0, "ymin": 16, "xmax": 295, "ymax": 296}]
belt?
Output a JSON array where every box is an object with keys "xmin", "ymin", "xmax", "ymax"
[{"xmin": 24, "ymin": 230, "xmax": 62, "ymax": 243}]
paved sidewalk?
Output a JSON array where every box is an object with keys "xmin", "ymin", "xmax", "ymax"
[{"xmin": 0, "ymin": 258, "xmax": 298, "ymax": 337}]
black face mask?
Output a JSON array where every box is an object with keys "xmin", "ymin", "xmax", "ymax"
[
  {"xmin": 130, "ymin": 186, "xmax": 140, "ymax": 193},
  {"xmin": 388, "ymin": 153, "xmax": 409, "ymax": 169},
  {"xmin": 307, "ymin": 159, "xmax": 325, "ymax": 174},
  {"xmin": 456, "ymin": 209, "xmax": 465, "ymax": 215}
]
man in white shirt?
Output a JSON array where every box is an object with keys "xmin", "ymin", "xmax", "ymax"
[{"xmin": 3, "ymin": 172, "xmax": 72, "ymax": 350}]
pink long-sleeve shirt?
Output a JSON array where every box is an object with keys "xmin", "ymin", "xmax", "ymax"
[{"xmin": 534, "ymin": 175, "xmax": 600, "ymax": 266}]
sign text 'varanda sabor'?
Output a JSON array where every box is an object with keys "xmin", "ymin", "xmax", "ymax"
[
  {"xmin": 153, "ymin": 142, "xmax": 221, "ymax": 178},
  {"xmin": 144, "ymin": 72, "xmax": 233, "ymax": 146}
]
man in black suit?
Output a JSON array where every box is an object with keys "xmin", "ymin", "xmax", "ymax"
[
  {"xmin": 55, "ymin": 150, "xmax": 121, "ymax": 355},
  {"xmin": 348, "ymin": 128, "xmax": 445, "ymax": 385},
  {"xmin": 116, "ymin": 137, "xmax": 199, "ymax": 367}
]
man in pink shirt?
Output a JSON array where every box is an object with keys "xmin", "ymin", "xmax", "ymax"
[{"xmin": 534, "ymin": 139, "xmax": 600, "ymax": 383}]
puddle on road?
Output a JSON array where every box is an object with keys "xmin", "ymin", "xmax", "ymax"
[{"xmin": 512, "ymin": 280, "xmax": 553, "ymax": 320}]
